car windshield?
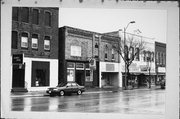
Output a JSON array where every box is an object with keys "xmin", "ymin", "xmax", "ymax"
[{"xmin": 57, "ymin": 83, "xmax": 66, "ymax": 87}]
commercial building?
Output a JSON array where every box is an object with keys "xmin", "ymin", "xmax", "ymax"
[
  {"xmin": 155, "ymin": 41, "xmax": 166, "ymax": 85},
  {"xmin": 11, "ymin": 7, "xmax": 59, "ymax": 91},
  {"xmin": 59, "ymin": 26, "xmax": 121, "ymax": 88},
  {"xmin": 105, "ymin": 31, "xmax": 156, "ymax": 88}
]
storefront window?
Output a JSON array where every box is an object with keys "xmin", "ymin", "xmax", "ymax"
[
  {"xmin": 85, "ymin": 70, "xmax": 91, "ymax": 82},
  {"xmin": 32, "ymin": 61, "xmax": 50, "ymax": 87},
  {"xmin": 67, "ymin": 69, "xmax": 75, "ymax": 82}
]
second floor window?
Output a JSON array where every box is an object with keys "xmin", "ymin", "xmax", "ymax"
[
  {"xmin": 21, "ymin": 7, "xmax": 29, "ymax": 23},
  {"xmin": 112, "ymin": 49, "xmax": 115, "ymax": 60},
  {"xmin": 45, "ymin": 11, "xmax": 51, "ymax": 26},
  {"xmin": 44, "ymin": 36, "xmax": 50, "ymax": 51},
  {"xmin": 11, "ymin": 31, "xmax": 18, "ymax": 49},
  {"xmin": 32, "ymin": 9, "xmax": 39, "ymax": 25},
  {"xmin": 104, "ymin": 44, "xmax": 108, "ymax": 60},
  {"xmin": 135, "ymin": 48, "xmax": 140, "ymax": 61},
  {"xmin": 21, "ymin": 32, "xmax": 28, "ymax": 48},
  {"xmin": 32, "ymin": 34, "xmax": 38, "ymax": 49}
]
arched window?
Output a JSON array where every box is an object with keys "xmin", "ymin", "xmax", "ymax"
[
  {"xmin": 45, "ymin": 11, "xmax": 51, "ymax": 26},
  {"xmin": 44, "ymin": 36, "xmax": 50, "ymax": 51},
  {"xmin": 32, "ymin": 9, "xmax": 39, "ymax": 25},
  {"xmin": 21, "ymin": 32, "xmax": 28, "ymax": 48},
  {"xmin": 11, "ymin": 31, "xmax": 18, "ymax": 49},
  {"xmin": 32, "ymin": 34, "xmax": 38, "ymax": 49},
  {"xmin": 21, "ymin": 7, "xmax": 29, "ymax": 23}
]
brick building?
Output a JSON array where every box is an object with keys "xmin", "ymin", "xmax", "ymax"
[
  {"xmin": 155, "ymin": 41, "xmax": 166, "ymax": 85},
  {"xmin": 11, "ymin": 7, "xmax": 59, "ymax": 91},
  {"xmin": 59, "ymin": 26, "xmax": 121, "ymax": 88}
]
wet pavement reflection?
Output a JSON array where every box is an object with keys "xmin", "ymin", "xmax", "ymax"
[{"xmin": 11, "ymin": 89, "xmax": 165, "ymax": 114}]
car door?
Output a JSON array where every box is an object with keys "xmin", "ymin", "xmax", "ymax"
[
  {"xmin": 71, "ymin": 83, "xmax": 78, "ymax": 93},
  {"xmin": 65, "ymin": 83, "xmax": 72, "ymax": 93}
]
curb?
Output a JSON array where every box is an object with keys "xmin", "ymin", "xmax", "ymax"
[{"xmin": 10, "ymin": 90, "xmax": 117, "ymax": 98}]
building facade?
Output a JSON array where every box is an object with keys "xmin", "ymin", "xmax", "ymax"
[
  {"xmin": 105, "ymin": 31, "xmax": 156, "ymax": 88},
  {"xmin": 59, "ymin": 26, "xmax": 121, "ymax": 88},
  {"xmin": 11, "ymin": 7, "xmax": 59, "ymax": 91},
  {"xmin": 155, "ymin": 41, "xmax": 166, "ymax": 85}
]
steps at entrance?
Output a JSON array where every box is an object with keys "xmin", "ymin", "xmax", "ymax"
[{"xmin": 11, "ymin": 88, "xmax": 28, "ymax": 92}]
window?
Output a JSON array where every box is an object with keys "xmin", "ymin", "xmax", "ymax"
[
  {"xmin": 11, "ymin": 31, "xmax": 18, "ymax": 49},
  {"xmin": 105, "ymin": 44, "xmax": 108, "ymax": 60},
  {"xmin": 45, "ymin": 11, "xmax": 51, "ymax": 26},
  {"xmin": 151, "ymin": 52, "xmax": 154, "ymax": 62},
  {"xmin": 143, "ymin": 51, "xmax": 146, "ymax": 62},
  {"xmin": 32, "ymin": 9, "xmax": 39, "ymax": 25},
  {"xmin": 161, "ymin": 52, "xmax": 163, "ymax": 65},
  {"xmin": 112, "ymin": 49, "xmax": 115, "ymax": 60},
  {"xmin": 95, "ymin": 42, "xmax": 99, "ymax": 48},
  {"xmin": 135, "ymin": 48, "xmax": 140, "ymax": 61},
  {"xmin": 32, "ymin": 34, "xmax": 38, "ymax": 49},
  {"xmin": 21, "ymin": 7, "xmax": 29, "ymax": 23},
  {"xmin": 158, "ymin": 52, "xmax": 161, "ymax": 65},
  {"xmin": 12, "ymin": 7, "xmax": 19, "ymax": 21},
  {"xmin": 21, "ymin": 32, "xmax": 28, "ymax": 48},
  {"xmin": 129, "ymin": 46, "xmax": 134, "ymax": 60},
  {"xmin": 44, "ymin": 36, "xmax": 50, "ymax": 51},
  {"xmin": 156, "ymin": 52, "xmax": 159, "ymax": 64}
]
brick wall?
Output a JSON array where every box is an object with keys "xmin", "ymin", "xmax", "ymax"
[{"xmin": 12, "ymin": 7, "xmax": 59, "ymax": 59}]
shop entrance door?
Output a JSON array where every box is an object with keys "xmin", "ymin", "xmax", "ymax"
[
  {"xmin": 75, "ymin": 70, "xmax": 85, "ymax": 86},
  {"xmin": 12, "ymin": 65, "xmax": 25, "ymax": 88}
]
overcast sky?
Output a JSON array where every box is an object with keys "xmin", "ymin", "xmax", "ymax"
[{"xmin": 59, "ymin": 8, "xmax": 167, "ymax": 43}]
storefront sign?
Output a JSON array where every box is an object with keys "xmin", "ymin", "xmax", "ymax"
[
  {"xmin": 106, "ymin": 64, "xmax": 115, "ymax": 71},
  {"xmin": 12, "ymin": 54, "xmax": 23, "ymax": 64},
  {"xmin": 67, "ymin": 62, "xmax": 75, "ymax": 68},
  {"xmin": 140, "ymin": 65, "xmax": 148, "ymax": 71},
  {"xmin": 100, "ymin": 62, "xmax": 118, "ymax": 72},
  {"xmin": 158, "ymin": 67, "xmax": 166, "ymax": 73},
  {"xmin": 71, "ymin": 45, "xmax": 81, "ymax": 57},
  {"xmin": 76, "ymin": 63, "xmax": 84, "ymax": 69}
]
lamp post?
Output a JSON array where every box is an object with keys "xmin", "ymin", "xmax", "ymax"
[
  {"xmin": 147, "ymin": 53, "xmax": 152, "ymax": 88},
  {"xmin": 123, "ymin": 21, "xmax": 135, "ymax": 90}
]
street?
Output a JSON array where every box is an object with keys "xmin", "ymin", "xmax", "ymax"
[{"xmin": 11, "ymin": 88, "xmax": 165, "ymax": 115}]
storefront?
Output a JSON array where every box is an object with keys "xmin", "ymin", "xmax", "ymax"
[
  {"xmin": 121, "ymin": 62, "xmax": 156, "ymax": 88},
  {"xmin": 11, "ymin": 56, "xmax": 59, "ymax": 91},
  {"xmin": 66, "ymin": 61, "xmax": 94, "ymax": 87},
  {"xmin": 156, "ymin": 67, "xmax": 166, "ymax": 85},
  {"xmin": 99, "ymin": 62, "xmax": 121, "ymax": 88}
]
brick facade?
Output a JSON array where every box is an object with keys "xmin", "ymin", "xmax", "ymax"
[
  {"xmin": 11, "ymin": 7, "xmax": 59, "ymax": 91},
  {"xmin": 12, "ymin": 7, "xmax": 59, "ymax": 59},
  {"xmin": 59, "ymin": 26, "xmax": 120, "ymax": 87}
]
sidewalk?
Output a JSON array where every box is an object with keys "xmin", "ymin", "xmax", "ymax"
[{"xmin": 10, "ymin": 86, "xmax": 161, "ymax": 98}]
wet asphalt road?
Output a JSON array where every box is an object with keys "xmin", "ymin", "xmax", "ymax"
[{"xmin": 11, "ymin": 89, "xmax": 165, "ymax": 115}]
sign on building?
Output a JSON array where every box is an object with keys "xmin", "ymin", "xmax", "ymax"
[
  {"xmin": 71, "ymin": 45, "xmax": 81, "ymax": 57},
  {"xmin": 12, "ymin": 54, "xmax": 23, "ymax": 64}
]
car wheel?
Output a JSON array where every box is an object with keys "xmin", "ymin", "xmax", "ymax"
[
  {"xmin": 77, "ymin": 90, "xmax": 82, "ymax": 95},
  {"xmin": 59, "ymin": 90, "xmax": 65, "ymax": 96}
]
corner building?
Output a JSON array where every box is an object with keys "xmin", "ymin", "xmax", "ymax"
[
  {"xmin": 11, "ymin": 7, "xmax": 59, "ymax": 91},
  {"xmin": 59, "ymin": 26, "xmax": 121, "ymax": 88}
]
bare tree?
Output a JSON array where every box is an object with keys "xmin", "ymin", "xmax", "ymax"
[{"xmin": 113, "ymin": 34, "xmax": 146, "ymax": 89}]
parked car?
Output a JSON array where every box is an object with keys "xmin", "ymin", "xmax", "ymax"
[
  {"xmin": 160, "ymin": 79, "xmax": 166, "ymax": 89},
  {"xmin": 46, "ymin": 82, "xmax": 85, "ymax": 96}
]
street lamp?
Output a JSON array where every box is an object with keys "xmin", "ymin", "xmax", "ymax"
[
  {"xmin": 147, "ymin": 52, "xmax": 152, "ymax": 88},
  {"xmin": 123, "ymin": 21, "xmax": 135, "ymax": 90}
]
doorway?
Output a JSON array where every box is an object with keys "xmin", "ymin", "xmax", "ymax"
[
  {"xmin": 75, "ymin": 70, "xmax": 85, "ymax": 86},
  {"xmin": 12, "ymin": 64, "xmax": 25, "ymax": 88}
]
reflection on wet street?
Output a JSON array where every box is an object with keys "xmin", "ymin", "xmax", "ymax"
[{"xmin": 11, "ymin": 89, "xmax": 165, "ymax": 115}]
